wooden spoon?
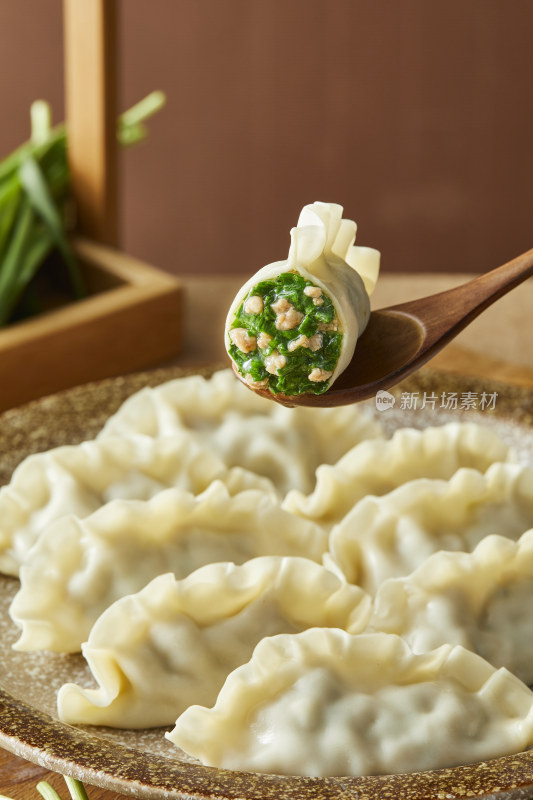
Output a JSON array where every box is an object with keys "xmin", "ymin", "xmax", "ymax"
[{"xmin": 233, "ymin": 248, "xmax": 533, "ymax": 407}]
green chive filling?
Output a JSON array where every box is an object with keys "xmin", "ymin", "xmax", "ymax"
[{"xmin": 228, "ymin": 272, "xmax": 343, "ymax": 396}]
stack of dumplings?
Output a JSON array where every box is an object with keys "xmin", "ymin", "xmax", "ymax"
[{"xmin": 2, "ymin": 368, "xmax": 533, "ymax": 779}]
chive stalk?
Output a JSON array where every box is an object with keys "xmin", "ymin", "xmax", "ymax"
[
  {"xmin": 0, "ymin": 776, "xmax": 91, "ymax": 800},
  {"xmin": 63, "ymin": 778, "xmax": 90, "ymax": 800},
  {"xmin": 0, "ymin": 91, "xmax": 166, "ymax": 327},
  {"xmin": 36, "ymin": 783, "xmax": 63, "ymax": 800}
]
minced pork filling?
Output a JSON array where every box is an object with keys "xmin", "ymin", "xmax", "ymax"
[{"xmin": 227, "ymin": 271, "xmax": 343, "ymax": 396}]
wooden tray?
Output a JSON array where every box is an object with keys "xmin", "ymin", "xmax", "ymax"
[{"xmin": 0, "ymin": 238, "xmax": 182, "ymax": 412}]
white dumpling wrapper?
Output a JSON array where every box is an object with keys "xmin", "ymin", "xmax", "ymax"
[
  {"xmin": 168, "ymin": 630, "xmax": 533, "ymax": 777},
  {"xmin": 0, "ymin": 431, "xmax": 272, "ymax": 577},
  {"xmin": 99, "ymin": 369, "xmax": 383, "ymax": 496},
  {"xmin": 100, "ymin": 369, "xmax": 275, "ymax": 438},
  {"xmin": 10, "ymin": 482, "xmax": 328, "ymax": 652},
  {"xmin": 283, "ymin": 422, "xmax": 510, "ymax": 526},
  {"xmin": 328, "ymin": 462, "xmax": 533, "ymax": 593},
  {"xmin": 369, "ymin": 529, "xmax": 533, "ymax": 685},
  {"xmin": 224, "ymin": 202, "xmax": 380, "ymax": 390},
  {"xmin": 57, "ymin": 557, "xmax": 371, "ymax": 728}
]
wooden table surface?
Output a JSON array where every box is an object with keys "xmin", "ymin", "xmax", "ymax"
[{"xmin": 1, "ymin": 273, "xmax": 532, "ymax": 798}]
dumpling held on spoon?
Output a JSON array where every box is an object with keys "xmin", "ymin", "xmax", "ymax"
[{"xmin": 225, "ymin": 202, "xmax": 380, "ymax": 397}]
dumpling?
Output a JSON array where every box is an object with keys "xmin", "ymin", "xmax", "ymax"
[
  {"xmin": 328, "ymin": 462, "xmax": 533, "ymax": 594},
  {"xmin": 369, "ymin": 530, "xmax": 533, "ymax": 685},
  {"xmin": 57, "ymin": 557, "xmax": 371, "ymax": 728},
  {"xmin": 99, "ymin": 369, "xmax": 383, "ymax": 496},
  {"xmin": 0, "ymin": 431, "xmax": 273, "ymax": 577},
  {"xmin": 99, "ymin": 369, "xmax": 273, "ymax": 438},
  {"xmin": 9, "ymin": 482, "xmax": 328, "ymax": 652},
  {"xmin": 224, "ymin": 202, "xmax": 380, "ymax": 397},
  {"xmin": 168, "ymin": 629, "xmax": 533, "ymax": 776},
  {"xmin": 283, "ymin": 422, "xmax": 510, "ymax": 526}
]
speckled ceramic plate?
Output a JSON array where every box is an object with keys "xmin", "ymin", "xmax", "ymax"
[{"xmin": 0, "ymin": 366, "xmax": 532, "ymax": 800}]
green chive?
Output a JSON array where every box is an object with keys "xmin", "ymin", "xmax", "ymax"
[
  {"xmin": 36, "ymin": 782, "xmax": 63, "ymax": 800},
  {"xmin": 19, "ymin": 155, "xmax": 85, "ymax": 299},
  {"xmin": 64, "ymin": 777, "xmax": 90, "ymax": 800},
  {"xmin": 0, "ymin": 91, "xmax": 166, "ymax": 327}
]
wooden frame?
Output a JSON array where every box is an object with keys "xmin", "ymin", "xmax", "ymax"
[{"xmin": 63, "ymin": 0, "xmax": 119, "ymax": 245}]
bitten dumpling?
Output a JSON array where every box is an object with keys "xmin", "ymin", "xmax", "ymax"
[
  {"xmin": 99, "ymin": 369, "xmax": 383, "ymax": 496},
  {"xmin": 57, "ymin": 557, "xmax": 371, "ymax": 728},
  {"xmin": 168, "ymin": 630, "xmax": 533, "ymax": 776},
  {"xmin": 283, "ymin": 422, "xmax": 510, "ymax": 526},
  {"xmin": 224, "ymin": 203, "xmax": 380, "ymax": 397},
  {"xmin": 328, "ymin": 462, "xmax": 533, "ymax": 593},
  {"xmin": 9, "ymin": 482, "xmax": 328, "ymax": 652},
  {"xmin": 369, "ymin": 530, "xmax": 533, "ymax": 685},
  {"xmin": 0, "ymin": 431, "xmax": 272, "ymax": 577}
]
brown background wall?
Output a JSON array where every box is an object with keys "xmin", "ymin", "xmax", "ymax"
[{"xmin": 1, "ymin": 0, "xmax": 532, "ymax": 277}]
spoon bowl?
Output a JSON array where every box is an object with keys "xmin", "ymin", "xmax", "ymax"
[{"xmin": 234, "ymin": 248, "xmax": 533, "ymax": 407}]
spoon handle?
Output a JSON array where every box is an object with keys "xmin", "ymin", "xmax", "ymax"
[{"xmin": 393, "ymin": 248, "xmax": 533, "ymax": 351}]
